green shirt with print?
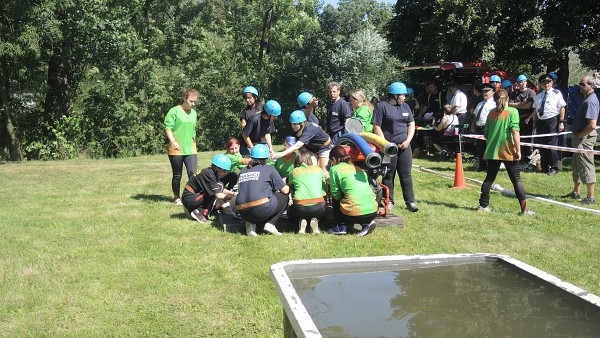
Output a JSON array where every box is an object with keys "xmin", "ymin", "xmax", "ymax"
[
  {"xmin": 329, "ymin": 162, "xmax": 377, "ymax": 216},
  {"xmin": 288, "ymin": 164, "xmax": 326, "ymax": 205}
]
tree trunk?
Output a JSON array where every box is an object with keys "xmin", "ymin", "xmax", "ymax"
[
  {"xmin": 258, "ymin": 5, "xmax": 273, "ymax": 71},
  {"xmin": 43, "ymin": 56, "xmax": 72, "ymax": 119},
  {"xmin": 0, "ymin": 57, "xmax": 24, "ymax": 161}
]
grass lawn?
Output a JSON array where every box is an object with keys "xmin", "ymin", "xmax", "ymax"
[{"xmin": 1, "ymin": 152, "xmax": 599, "ymax": 336}]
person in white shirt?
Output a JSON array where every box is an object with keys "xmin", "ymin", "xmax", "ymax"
[
  {"xmin": 448, "ymin": 83, "xmax": 468, "ymax": 126},
  {"xmin": 470, "ymin": 83, "xmax": 497, "ymax": 171},
  {"xmin": 526, "ymin": 74, "xmax": 566, "ymax": 175}
]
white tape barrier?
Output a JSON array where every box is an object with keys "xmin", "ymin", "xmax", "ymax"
[{"xmin": 462, "ymin": 132, "xmax": 600, "ymax": 155}]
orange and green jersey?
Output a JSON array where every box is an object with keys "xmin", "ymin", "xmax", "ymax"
[
  {"xmin": 274, "ymin": 152, "xmax": 297, "ymax": 179},
  {"xmin": 329, "ymin": 162, "xmax": 377, "ymax": 216},
  {"xmin": 224, "ymin": 152, "xmax": 247, "ymax": 171},
  {"xmin": 484, "ymin": 107, "xmax": 520, "ymax": 161},
  {"xmin": 164, "ymin": 105, "xmax": 197, "ymax": 155},
  {"xmin": 288, "ymin": 164, "xmax": 326, "ymax": 205}
]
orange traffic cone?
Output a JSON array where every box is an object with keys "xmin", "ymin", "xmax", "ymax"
[{"xmin": 452, "ymin": 152, "xmax": 469, "ymax": 189}]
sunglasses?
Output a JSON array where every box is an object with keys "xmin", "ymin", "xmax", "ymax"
[{"xmin": 579, "ymin": 82, "xmax": 588, "ymax": 86}]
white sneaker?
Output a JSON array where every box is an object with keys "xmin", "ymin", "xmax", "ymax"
[
  {"xmin": 264, "ymin": 222, "xmax": 282, "ymax": 236},
  {"xmin": 245, "ymin": 222, "xmax": 257, "ymax": 237},
  {"xmin": 298, "ymin": 219, "xmax": 307, "ymax": 234},
  {"xmin": 174, "ymin": 198, "xmax": 183, "ymax": 206},
  {"xmin": 310, "ymin": 218, "xmax": 320, "ymax": 234}
]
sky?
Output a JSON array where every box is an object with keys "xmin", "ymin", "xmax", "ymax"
[{"xmin": 322, "ymin": 0, "xmax": 396, "ymax": 7}]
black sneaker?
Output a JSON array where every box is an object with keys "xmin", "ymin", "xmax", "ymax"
[
  {"xmin": 561, "ymin": 191, "xmax": 581, "ymax": 199},
  {"xmin": 406, "ymin": 202, "xmax": 419, "ymax": 212},
  {"xmin": 581, "ymin": 197, "xmax": 596, "ymax": 205}
]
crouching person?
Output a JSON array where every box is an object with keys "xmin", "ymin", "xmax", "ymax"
[
  {"xmin": 328, "ymin": 146, "xmax": 377, "ymax": 236},
  {"xmin": 288, "ymin": 152, "xmax": 327, "ymax": 234},
  {"xmin": 182, "ymin": 154, "xmax": 236, "ymax": 223},
  {"xmin": 235, "ymin": 144, "xmax": 290, "ymax": 236}
]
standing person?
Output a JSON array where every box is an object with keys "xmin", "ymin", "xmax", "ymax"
[
  {"xmin": 164, "ymin": 88, "xmax": 199, "ymax": 206},
  {"xmin": 501, "ymin": 80, "xmax": 513, "ymax": 95},
  {"xmin": 235, "ymin": 144, "xmax": 289, "ymax": 236},
  {"xmin": 325, "ymin": 81, "xmax": 353, "ymax": 144},
  {"xmin": 489, "ymin": 74, "xmax": 502, "ymax": 92},
  {"xmin": 562, "ymin": 75, "xmax": 599, "ymax": 205},
  {"xmin": 241, "ymin": 99, "xmax": 280, "ymax": 157},
  {"xmin": 448, "ymin": 83, "xmax": 468, "ymax": 125},
  {"xmin": 328, "ymin": 146, "xmax": 378, "ymax": 236},
  {"xmin": 419, "ymin": 82, "xmax": 445, "ymax": 124},
  {"xmin": 527, "ymin": 74, "xmax": 566, "ymax": 175},
  {"xmin": 477, "ymin": 89, "xmax": 534, "ymax": 215},
  {"xmin": 273, "ymin": 110, "xmax": 332, "ymax": 178},
  {"xmin": 297, "ymin": 91, "xmax": 320, "ymax": 125},
  {"xmin": 182, "ymin": 154, "xmax": 236, "ymax": 223},
  {"xmin": 372, "ymin": 82, "xmax": 418, "ymax": 212},
  {"xmin": 469, "ymin": 83, "xmax": 496, "ymax": 172},
  {"xmin": 405, "ymin": 87, "xmax": 421, "ymax": 115},
  {"xmin": 288, "ymin": 152, "xmax": 327, "ymax": 234},
  {"xmin": 239, "ymin": 86, "xmax": 264, "ymax": 156},
  {"xmin": 508, "ymin": 75, "xmax": 536, "ymax": 162},
  {"xmin": 349, "ymin": 89, "xmax": 373, "ymax": 132}
]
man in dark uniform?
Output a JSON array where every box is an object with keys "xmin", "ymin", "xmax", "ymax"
[
  {"xmin": 508, "ymin": 74, "xmax": 536, "ymax": 161},
  {"xmin": 326, "ymin": 81, "xmax": 352, "ymax": 144}
]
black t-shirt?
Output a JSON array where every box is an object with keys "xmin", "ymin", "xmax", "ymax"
[
  {"xmin": 326, "ymin": 99, "xmax": 352, "ymax": 135},
  {"xmin": 424, "ymin": 91, "xmax": 445, "ymax": 115},
  {"xmin": 371, "ymin": 101, "xmax": 414, "ymax": 144},
  {"xmin": 187, "ymin": 168, "xmax": 220, "ymax": 197},
  {"xmin": 509, "ymin": 88, "xmax": 535, "ymax": 118},
  {"xmin": 242, "ymin": 113, "xmax": 274, "ymax": 144},
  {"xmin": 296, "ymin": 122, "xmax": 330, "ymax": 153},
  {"xmin": 236, "ymin": 165, "xmax": 285, "ymax": 205},
  {"xmin": 240, "ymin": 102, "xmax": 264, "ymax": 124}
]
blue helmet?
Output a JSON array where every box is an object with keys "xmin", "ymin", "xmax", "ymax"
[
  {"xmin": 549, "ymin": 72, "xmax": 558, "ymax": 80},
  {"xmin": 388, "ymin": 82, "xmax": 407, "ymax": 95},
  {"xmin": 297, "ymin": 92, "xmax": 313, "ymax": 107},
  {"xmin": 264, "ymin": 100, "xmax": 281, "ymax": 116},
  {"xmin": 251, "ymin": 144, "xmax": 270, "ymax": 159},
  {"xmin": 211, "ymin": 154, "xmax": 231, "ymax": 171},
  {"xmin": 289, "ymin": 110, "xmax": 307, "ymax": 123},
  {"xmin": 516, "ymin": 74, "xmax": 528, "ymax": 82},
  {"xmin": 501, "ymin": 80, "xmax": 513, "ymax": 88},
  {"xmin": 284, "ymin": 136, "xmax": 297, "ymax": 147},
  {"xmin": 406, "ymin": 87, "xmax": 414, "ymax": 95},
  {"xmin": 243, "ymin": 86, "xmax": 259, "ymax": 97},
  {"xmin": 490, "ymin": 75, "xmax": 502, "ymax": 83}
]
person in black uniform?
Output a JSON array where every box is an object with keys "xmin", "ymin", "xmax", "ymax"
[
  {"xmin": 325, "ymin": 81, "xmax": 352, "ymax": 144},
  {"xmin": 239, "ymin": 86, "xmax": 264, "ymax": 156},
  {"xmin": 235, "ymin": 144, "xmax": 290, "ymax": 236},
  {"xmin": 372, "ymin": 81, "xmax": 418, "ymax": 212},
  {"xmin": 273, "ymin": 110, "xmax": 332, "ymax": 179},
  {"xmin": 241, "ymin": 99, "xmax": 281, "ymax": 158},
  {"xmin": 182, "ymin": 154, "xmax": 237, "ymax": 223}
]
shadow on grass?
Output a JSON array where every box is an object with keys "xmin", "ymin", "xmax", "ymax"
[
  {"xmin": 131, "ymin": 194, "xmax": 172, "ymax": 203},
  {"xmin": 420, "ymin": 199, "xmax": 475, "ymax": 211}
]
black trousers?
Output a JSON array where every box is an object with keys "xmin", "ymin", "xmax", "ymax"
[
  {"xmin": 382, "ymin": 146, "xmax": 415, "ymax": 205},
  {"xmin": 536, "ymin": 116, "xmax": 559, "ymax": 172},
  {"xmin": 169, "ymin": 154, "xmax": 198, "ymax": 197},
  {"xmin": 332, "ymin": 199, "xmax": 377, "ymax": 226},
  {"xmin": 479, "ymin": 160, "xmax": 527, "ymax": 210}
]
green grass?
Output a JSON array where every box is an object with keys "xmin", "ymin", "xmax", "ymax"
[{"xmin": 1, "ymin": 153, "xmax": 599, "ymax": 336}]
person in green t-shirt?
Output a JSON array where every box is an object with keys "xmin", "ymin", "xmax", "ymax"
[
  {"xmin": 328, "ymin": 146, "xmax": 377, "ymax": 236},
  {"xmin": 274, "ymin": 136, "xmax": 299, "ymax": 181},
  {"xmin": 224, "ymin": 137, "xmax": 250, "ymax": 173},
  {"xmin": 349, "ymin": 89, "xmax": 373, "ymax": 133},
  {"xmin": 164, "ymin": 89, "xmax": 199, "ymax": 206},
  {"xmin": 288, "ymin": 151, "xmax": 327, "ymax": 234},
  {"xmin": 478, "ymin": 89, "xmax": 534, "ymax": 216}
]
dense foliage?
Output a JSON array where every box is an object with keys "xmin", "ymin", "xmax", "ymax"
[{"xmin": 1, "ymin": 0, "xmax": 598, "ymax": 161}]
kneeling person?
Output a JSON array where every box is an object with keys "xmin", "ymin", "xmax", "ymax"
[
  {"xmin": 328, "ymin": 146, "xmax": 377, "ymax": 236},
  {"xmin": 182, "ymin": 154, "xmax": 236, "ymax": 223},
  {"xmin": 288, "ymin": 152, "xmax": 327, "ymax": 234}
]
